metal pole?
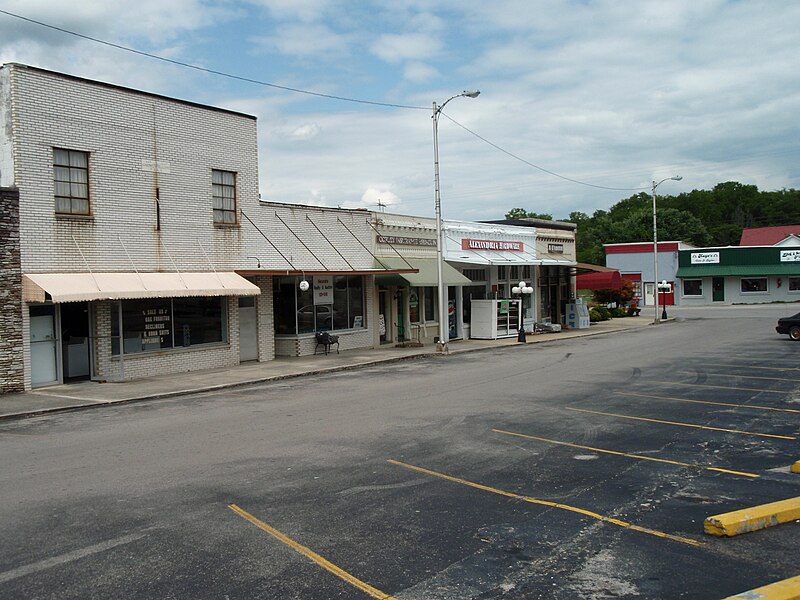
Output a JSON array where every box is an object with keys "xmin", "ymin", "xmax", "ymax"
[
  {"xmin": 652, "ymin": 180, "xmax": 659, "ymax": 325},
  {"xmin": 433, "ymin": 101, "xmax": 448, "ymax": 353}
]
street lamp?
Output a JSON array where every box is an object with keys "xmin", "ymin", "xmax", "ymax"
[
  {"xmin": 651, "ymin": 175, "xmax": 682, "ymax": 324},
  {"xmin": 433, "ymin": 89, "xmax": 480, "ymax": 353},
  {"xmin": 512, "ymin": 281, "xmax": 534, "ymax": 342},
  {"xmin": 658, "ymin": 280, "xmax": 671, "ymax": 320}
]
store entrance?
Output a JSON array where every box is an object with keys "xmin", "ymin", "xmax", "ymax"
[{"xmin": 60, "ymin": 302, "xmax": 91, "ymax": 382}]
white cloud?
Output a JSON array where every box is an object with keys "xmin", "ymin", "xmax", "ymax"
[
  {"xmin": 252, "ymin": 23, "xmax": 349, "ymax": 57},
  {"xmin": 370, "ymin": 32, "xmax": 442, "ymax": 64}
]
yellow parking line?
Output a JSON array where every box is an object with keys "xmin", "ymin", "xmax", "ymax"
[
  {"xmin": 701, "ymin": 363, "xmax": 800, "ymax": 373},
  {"xmin": 615, "ymin": 391, "xmax": 800, "ymax": 414},
  {"xmin": 492, "ymin": 428, "xmax": 759, "ymax": 478},
  {"xmin": 723, "ymin": 574, "xmax": 800, "ymax": 600},
  {"xmin": 705, "ymin": 496, "xmax": 800, "ymax": 537},
  {"xmin": 387, "ymin": 459, "xmax": 703, "ymax": 547},
  {"xmin": 679, "ymin": 371, "xmax": 800, "ymax": 383},
  {"xmin": 228, "ymin": 504, "xmax": 396, "ymax": 600},
  {"xmin": 565, "ymin": 407, "xmax": 796, "ymax": 440},
  {"xmin": 653, "ymin": 380, "xmax": 787, "ymax": 394}
]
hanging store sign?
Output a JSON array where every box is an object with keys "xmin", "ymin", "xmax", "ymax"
[
  {"xmin": 461, "ymin": 239, "xmax": 524, "ymax": 252},
  {"xmin": 690, "ymin": 252, "xmax": 720, "ymax": 264},
  {"xmin": 780, "ymin": 249, "xmax": 800, "ymax": 262},
  {"xmin": 377, "ymin": 235, "xmax": 437, "ymax": 247}
]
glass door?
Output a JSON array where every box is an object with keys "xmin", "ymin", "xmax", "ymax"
[{"xmin": 30, "ymin": 305, "xmax": 59, "ymax": 387}]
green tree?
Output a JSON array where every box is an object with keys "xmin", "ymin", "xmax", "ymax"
[{"xmin": 504, "ymin": 208, "xmax": 554, "ymax": 220}]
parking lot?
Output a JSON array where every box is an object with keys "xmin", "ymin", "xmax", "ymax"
[{"xmin": 1, "ymin": 306, "xmax": 799, "ymax": 598}]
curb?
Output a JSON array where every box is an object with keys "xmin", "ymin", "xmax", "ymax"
[
  {"xmin": 722, "ymin": 573, "xmax": 800, "ymax": 600},
  {"xmin": 0, "ymin": 319, "xmax": 650, "ymax": 422},
  {"xmin": 704, "ymin": 496, "xmax": 800, "ymax": 537}
]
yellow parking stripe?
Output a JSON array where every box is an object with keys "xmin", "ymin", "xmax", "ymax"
[
  {"xmin": 228, "ymin": 504, "xmax": 396, "ymax": 600},
  {"xmin": 387, "ymin": 460, "xmax": 703, "ymax": 547},
  {"xmin": 701, "ymin": 363, "xmax": 800, "ymax": 373},
  {"xmin": 492, "ymin": 428, "xmax": 759, "ymax": 478},
  {"xmin": 653, "ymin": 380, "xmax": 787, "ymax": 394},
  {"xmin": 679, "ymin": 371, "xmax": 800, "ymax": 383},
  {"xmin": 565, "ymin": 407, "xmax": 796, "ymax": 440},
  {"xmin": 615, "ymin": 391, "xmax": 800, "ymax": 414}
]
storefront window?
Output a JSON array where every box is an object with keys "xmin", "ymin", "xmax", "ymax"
[
  {"xmin": 273, "ymin": 275, "xmax": 364, "ymax": 334},
  {"xmin": 409, "ymin": 288, "xmax": 420, "ymax": 323},
  {"xmin": 682, "ymin": 279, "xmax": 703, "ymax": 296},
  {"xmin": 788, "ymin": 277, "xmax": 800, "ymax": 292},
  {"xmin": 423, "ymin": 287, "xmax": 436, "ymax": 321},
  {"xmin": 741, "ymin": 278, "xmax": 767, "ymax": 293},
  {"xmin": 111, "ymin": 297, "xmax": 226, "ymax": 355}
]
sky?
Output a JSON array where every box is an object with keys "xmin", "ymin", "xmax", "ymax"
[{"xmin": 1, "ymin": 0, "xmax": 799, "ymax": 222}]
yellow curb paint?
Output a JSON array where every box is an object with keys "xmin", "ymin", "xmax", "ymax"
[
  {"xmin": 704, "ymin": 496, "xmax": 800, "ymax": 537},
  {"xmin": 492, "ymin": 428, "xmax": 759, "ymax": 478},
  {"xmin": 722, "ymin": 573, "xmax": 800, "ymax": 599},
  {"xmin": 565, "ymin": 407, "xmax": 796, "ymax": 440},
  {"xmin": 615, "ymin": 391, "xmax": 800, "ymax": 414},
  {"xmin": 791, "ymin": 461, "xmax": 800, "ymax": 474},
  {"xmin": 228, "ymin": 504, "xmax": 396, "ymax": 600},
  {"xmin": 387, "ymin": 459, "xmax": 703, "ymax": 547}
]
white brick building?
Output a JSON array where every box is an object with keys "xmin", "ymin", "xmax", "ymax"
[{"xmin": 0, "ymin": 64, "xmax": 390, "ymax": 392}]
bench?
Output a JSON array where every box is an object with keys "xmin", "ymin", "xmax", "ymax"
[{"xmin": 314, "ymin": 331, "xmax": 339, "ymax": 355}]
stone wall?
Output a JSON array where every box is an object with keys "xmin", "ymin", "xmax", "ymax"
[{"xmin": 0, "ymin": 187, "xmax": 23, "ymax": 393}]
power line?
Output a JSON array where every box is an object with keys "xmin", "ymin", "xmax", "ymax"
[
  {"xmin": 442, "ymin": 113, "xmax": 649, "ymax": 192},
  {"xmin": 1, "ymin": 8, "xmax": 678, "ymax": 196},
  {"xmin": 0, "ymin": 8, "xmax": 428, "ymax": 111}
]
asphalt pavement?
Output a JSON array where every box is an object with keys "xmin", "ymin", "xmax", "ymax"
[{"xmin": 0, "ymin": 316, "xmax": 653, "ymax": 420}]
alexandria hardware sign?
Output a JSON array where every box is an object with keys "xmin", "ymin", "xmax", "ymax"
[{"xmin": 462, "ymin": 239, "xmax": 524, "ymax": 252}]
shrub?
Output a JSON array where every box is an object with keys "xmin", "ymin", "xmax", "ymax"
[{"xmin": 589, "ymin": 307, "xmax": 611, "ymax": 322}]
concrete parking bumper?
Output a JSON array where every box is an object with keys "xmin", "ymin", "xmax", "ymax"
[{"xmin": 704, "ymin": 496, "xmax": 800, "ymax": 537}]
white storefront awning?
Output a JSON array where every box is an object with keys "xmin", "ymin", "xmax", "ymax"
[
  {"xmin": 23, "ymin": 272, "xmax": 261, "ymax": 303},
  {"xmin": 443, "ymin": 220, "xmax": 539, "ymax": 265}
]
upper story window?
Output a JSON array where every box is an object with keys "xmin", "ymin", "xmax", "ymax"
[
  {"xmin": 54, "ymin": 148, "xmax": 89, "ymax": 215},
  {"xmin": 212, "ymin": 169, "xmax": 237, "ymax": 225}
]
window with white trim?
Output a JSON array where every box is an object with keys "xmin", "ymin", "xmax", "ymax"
[
  {"xmin": 212, "ymin": 169, "xmax": 237, "ymax": 224},
  {"xmin": 682, "ymin": 279, "xmax": 703, "ymax": 296},
  {"xmin": 741, "ymin": 278, "xmax": 767, "ymax": 293},
  {"xmin": 54, "ymin": 148, "xmax": 89, "ymax": 215}
]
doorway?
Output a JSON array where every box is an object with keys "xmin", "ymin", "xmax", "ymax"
[
  {"xmin": 378, "ymin": 290, "xmax": 389, "ymax": 344},
  {"xmin": 712, "ymin": 277, "xmax": 725, "ymax": 302},
  {"xmin": 30, "ymin": 305, "xmax": 59, "ymax": 387},
  {"xmin": 239, "ymin": 296, "xmax": 258, "ymax": 362},
  {"xmin": 60, "ymin": 302, "xmax": 91, "ymax": 381}
]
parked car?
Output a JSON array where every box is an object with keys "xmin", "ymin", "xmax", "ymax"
[{"xmin": 775, "ymin": 312, "xmax": 800, "ymax": 340}]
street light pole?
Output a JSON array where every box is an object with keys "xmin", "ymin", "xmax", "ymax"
[
  {"xmin": 433, "ymin": 90, "xmax": 480, "ymax": 353},
  {"xmin": 651, "ymin": 175, "xmax": 682, "ymax": 324}
]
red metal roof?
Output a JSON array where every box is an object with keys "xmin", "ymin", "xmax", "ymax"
[
  {"xmin": 604, "ymin": 242, "xmax": 679, "ymax": 254},
  {"xmin": 576, "ymin": 270, "xmax": 622, "ymax": 290},
  {"xmin": 739, "ymin": 225, "xmax": 800, "ymax": 246}
]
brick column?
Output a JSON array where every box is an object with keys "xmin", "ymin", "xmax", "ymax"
[{"xmin": 0, "ymin": 187, "xmax": 24, "ymax": 393}]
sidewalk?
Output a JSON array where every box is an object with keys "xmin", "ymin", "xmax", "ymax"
[{"xmin": 0, "ymin": 316, "xmax": 655, "ymax": 420}]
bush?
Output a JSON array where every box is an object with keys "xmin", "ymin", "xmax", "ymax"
[
  {"xmin": 611, "ymin": 307, "xmax": 628, "ymax": 318},
  {"xmin": 589, "ymin": 307, "xmax": 611, "ymax": 322}
]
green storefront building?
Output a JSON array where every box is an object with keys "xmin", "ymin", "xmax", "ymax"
[{"xmin": 676, "ymin": 246, "xmax": 800, "ymax": 305}]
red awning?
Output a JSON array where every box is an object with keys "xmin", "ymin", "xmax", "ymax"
[{"xmin": 576, "ymin": 270, "xmax": 622, "ymax": 290}]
